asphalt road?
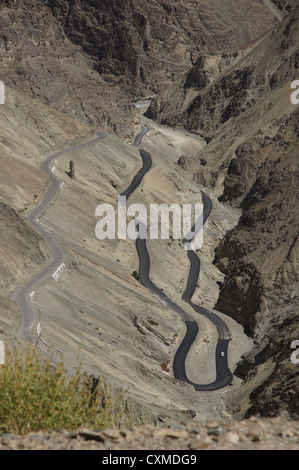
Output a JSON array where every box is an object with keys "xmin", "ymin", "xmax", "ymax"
[
  {"xmin": 172, "ymin": 0, "xmax": 286, "ymax": 390},
  {"xmin": 128, "ymin": 125, "xmax": 233, "ymax": 391},
  {"xmin": 13, "ymin": 133, "xmax": 106, "ymax": 342},
  {"xmin": 14, "ymin": 122, "xmax": 233, "ymax": 390}
]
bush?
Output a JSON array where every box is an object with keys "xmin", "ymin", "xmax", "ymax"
[
  {"xmin": 0, "ymin": 344, "xmax": 151, "ymax": 435},
  {"xmin": 131, "ymin": 270, "xmax": 140, "ymax": 281}
]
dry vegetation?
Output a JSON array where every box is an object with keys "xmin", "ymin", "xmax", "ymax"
[{"xmin": 0, "ymin": 342, "xmax": 153, "ymax": 435}]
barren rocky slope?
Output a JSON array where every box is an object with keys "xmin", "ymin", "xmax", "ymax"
[
  {"xmin": 0, "ymin": 0, "xmax": 134, "ymax": 136},
  {"xmin": 146, "ymin": 6, "xmax": 299, "ymax": 419},
  {"xmin": 272, "ymin": 0, "xmax": 297, "ymax": 12},
  {"xmin": 0, "ymin": 85, "xmax": 90, "ymax": 334},
  {"xmin": 0, "ymin": 0, "xmax": 297, "ymax": 438},
  {"xmin": 0, "ymin": 0, "xmax": 277, "ymax": 139},
  {"xmin": 0, "ymin": 82, "xmax": 253, "ymax": 423},
  {"xmin": 48, "ymin": 0, "xmax": 276, "ymax": 96}
]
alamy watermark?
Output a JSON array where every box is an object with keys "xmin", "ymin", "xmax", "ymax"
[
  {"xmin": 95, "ymin": 197, "xmax": 203, "ymax": 250},
  {"xmin": 290, "ymin": 80, "xmax": 299, "ymax": 105},
  {"xmin": 0, "ymin": 81, "xmax": 5, "ymax": 104},
  {"xmin": 290, "ymin": 340, "xmax": 299, "ymax": 365}
]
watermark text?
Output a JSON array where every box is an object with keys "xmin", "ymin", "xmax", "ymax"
[
  {"xmin": 95, "ymin": 197, "xmax": 203, "ymax": 250},
  {"xmin": 290, "ymin": 80, "xmax": 299, "ymax": 105},
  {"xmin": 290, "ymin": 340, "xmax": 299, "ymax": 365},
  {"xmin": 0, "ymin": 81, "xmax": 4, "ymax": 104}
]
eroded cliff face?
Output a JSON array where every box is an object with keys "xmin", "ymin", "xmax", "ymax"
[
  {"xmin": 0, "ymin": 0, "xmax": 134, "ymax": 136},
  {"xmin": 146, "ymin": 7, "xmax": 299, "ymax": 419},
  {"xmin": 215, "ymin": 110, "xmax": 299, "ymax": 419},
  {"xmin": 146, "ymin": 6, "xmax": 298, "ymax": 135},
  {"xmin": 0, "ymin": 0, "xmax": 277, "ymax": 138},
  {"xmin": 47, "ymin": 0, "xmax": 277, "ymax": 96}
]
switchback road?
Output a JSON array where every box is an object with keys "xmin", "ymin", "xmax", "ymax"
[
  {"xmin": 13, "ymin": 133, "xmax": 106, "ymax": 342},
  {"xmin": 125, "ymin": 124, "xmax": 233, "ymax": 391}
]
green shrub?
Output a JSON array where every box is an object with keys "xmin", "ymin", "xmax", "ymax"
[{"xmin": 0, "ymin": 344, "xmax": 151, "ymax": 435}]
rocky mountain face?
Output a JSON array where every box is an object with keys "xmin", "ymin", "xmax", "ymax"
[
  {"xmin": 0, "ymin": 0, "xmax": 134, "ymax": 136},
  {"xmin": 146, "ymin": 6, "xmax": 299, "ymax": 418},
  {"xmin": 1, "ymin": 416, "xmax": 299, "ymax": 449},
  {"xmin": 47, "ymin": 0, "xmax": 276, "ymax": 96},
  {"xmin": 272, "ymin": 0, "xmax": 297, "ymax": 12},
  {"xmin": 146, "ymin": 6, "xmax": 298, "ymax": 136},
  {"xmin": 0, "ymin": 0, "xmax": 277, "ymax": 139}
]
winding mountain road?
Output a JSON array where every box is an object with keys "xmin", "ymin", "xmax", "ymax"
[
  {"xmin": 120, "ymin": 124, "xmax": 152, "ymax": 199},
  {"xmin": 13, "ymin": 133, "xmax": 106, "ymax": 342},
  {"xmin": 13, "ymin": 122, "xmax": 233, "ymax": 391},
  {"xmin": 125, "ymin": 124, "xmax": 233, "ymax": 391}
]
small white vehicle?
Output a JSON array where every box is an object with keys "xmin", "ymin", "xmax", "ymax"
[{"xmin": 221, "ymin": 352, "xmax": 225, "ymax": 357}]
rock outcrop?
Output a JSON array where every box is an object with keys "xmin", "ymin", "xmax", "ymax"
[
  {"xmin": 48, "ymin": 0, "xmax": 276, "ymax": 97},
  {"xmin": 0, "ymin": 0, "xmax": 134, "ymax": 136},
  {"xmin": 1, "ymin": 417, "xmax": 299, "ymax": 449}
]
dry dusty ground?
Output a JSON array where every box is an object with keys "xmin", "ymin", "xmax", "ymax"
[
  {"xmin": 27, "ymin": 115, "xmax": 252, "ymax": 421},
  {"xmin": 0, "ymin": 417, "xmax": 298, "ymax": 450},
  {"xmin": 1, "ymin": 87, "xmax": 252, "ymax": 424}
]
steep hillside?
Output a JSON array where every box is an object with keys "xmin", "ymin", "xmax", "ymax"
[
  {"xmin": 0, "ymin": 0, "xmax": 297, "ymax": 426},
  {"xmin": 0, "ymin": 84, "xmax": 90, "ymax": 334},
  {"xmin": 146, "ymin": 7, "xmax": 299, "ymax": 418},
  {"xmin": 0, "ymin": 80, "xmax": 254, "ymax": 423},
  {"xmin": 47, "ymin": 0, "xmax": 277, "ymax": 97},
  {"xmin": 0, "ymin": 0, "xmax": 134, "ymax": 136},
  {"xmin": 146, "ymin": 5, "xmax": 298, "ymax": 138},
  {"xmin": 0, "ymin": 0, "xmax": 277, "ymax": 136}
]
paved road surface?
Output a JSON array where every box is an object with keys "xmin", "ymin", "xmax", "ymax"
[
  {"xmin": 126, "ymin": 125, "xmax": 233, "ymax": 391},
  {"xmin": 14, "ymin": 123, "xmax": 233, "ymax": 390},
  {"xmin": 13, "ymin": 133, "xmax": 106, "ymax": 341}
]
